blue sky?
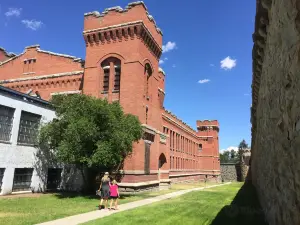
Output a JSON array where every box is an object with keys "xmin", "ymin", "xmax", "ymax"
[{"xmin": 0, "ymin": 0, "xmax": 255, "ymax": 151}]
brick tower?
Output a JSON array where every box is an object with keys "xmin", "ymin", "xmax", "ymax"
[
  {"xmin": 82, "ymin": 2, "xmax": 166, "ymax": 186},
  {"xmin": 197, "ymin": 120, "xmax": 220, "ymax": 173}
]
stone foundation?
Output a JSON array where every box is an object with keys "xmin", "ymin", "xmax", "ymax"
[{"xmin": 119, "ymin": 183, "xmax": 160, "ymax": 194}]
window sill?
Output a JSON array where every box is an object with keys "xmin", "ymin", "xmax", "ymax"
[
  {"xmin": 112, "ymin": 90, "xmax": 120, "ymax": 93},
  {"xmin": 101, "ymin": 91, "xmax": 108, "ymax": 94},
  {"xmin": 17, "ymin": 143, "xmax": 37, "ymax": 147},
  {"xmin": 0, "ymin": 140, "xmax": 12, "ymax": 145}
]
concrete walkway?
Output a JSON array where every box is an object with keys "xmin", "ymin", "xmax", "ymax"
[{"xmin": 36, "ymin": 182, "xmax": 231, "ymax": 225}]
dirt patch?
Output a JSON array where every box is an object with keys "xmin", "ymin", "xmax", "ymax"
[{"xmin": 0, "ymin": 193, "xmax": 50, "ymax": 199}]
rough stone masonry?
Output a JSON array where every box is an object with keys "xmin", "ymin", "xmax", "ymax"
[{"xmin": 251, "ymin": 0, "xmax": 300, "ymax": 225}]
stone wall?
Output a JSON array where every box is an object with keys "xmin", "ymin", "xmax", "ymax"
[
  {"xmin": 251, "ymin": 0, "xmax": 300, "ymax": 224},
  {"xmin": 220, "ymin": 163, "xmax": 238, "ymax": 182}
]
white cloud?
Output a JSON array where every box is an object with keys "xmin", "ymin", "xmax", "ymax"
[
  {"xmin": 22, "ymin": 20, "xmax": 43, "ymax": 30},
  {"xmin": 220, "ymin": 56, "xmax": 237, "ymax": 70},
  {"xmin": 162, "ymin": 41, "xmax": 176, "ymax": 53},
  {"xmin": 172, "ymin": 64, "xmax": 176, "ymax": 68},
  {"xmin": 198, "ymin": 79, "xmax": 210, "ymax": 84},
  {"xmin": 159, "ymin": 57, "xmax": 168, "ymax": 64},
  {"xmin": 220, "ymin": 146, "xmax": 238, "ymax": 153},
  {"xmin": 5, "ymin": 8, "xmax": 22, "ymax": 17},
  {"xmin": 210, "ymin": 64, "xmax": 215, "ymax": 67}
]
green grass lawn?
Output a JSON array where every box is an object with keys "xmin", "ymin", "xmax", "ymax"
[
  {"xmin": 0, "ymin": 182, "xmax": 213, "ymax": 225},
  {"xmin": 84, "ymin": 182, "xmax": 267, "ymax": 225}
]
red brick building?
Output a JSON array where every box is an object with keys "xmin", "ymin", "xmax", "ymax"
[{"xmin": 0, "ymin": 2, "xmax": 220, "ymax": 190}]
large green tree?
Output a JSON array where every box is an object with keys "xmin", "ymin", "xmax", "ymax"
[{"xmin": 39, "ymin": 94, "xmax": 143, "ymax": 189}]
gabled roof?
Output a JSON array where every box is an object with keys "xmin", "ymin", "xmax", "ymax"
[
  {"xmin": 0, "ymin": 45, "xmax": 83, "ymax": 67},
  {"xmin": 0, "ymin": 85, "xmax": 51, "ymax": 107}
]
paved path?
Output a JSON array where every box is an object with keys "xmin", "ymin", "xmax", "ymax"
[{"xmin": 36, "ymin": 182, "xmax": 231, "ymax": 225}]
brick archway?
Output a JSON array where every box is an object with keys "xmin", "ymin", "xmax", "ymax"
[{"xmin": 158, "ymin": 153, "xmax": 167, "ymax": 169}]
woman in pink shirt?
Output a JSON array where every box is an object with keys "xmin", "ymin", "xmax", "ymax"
[{"xmin": 109, "ymin": 179, "xmax": 120, "ymax": 210}]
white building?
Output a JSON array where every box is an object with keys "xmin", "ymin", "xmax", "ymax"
[{"xmin": 0, "ymin": 86, "xmax": 82, "ymax": 195}]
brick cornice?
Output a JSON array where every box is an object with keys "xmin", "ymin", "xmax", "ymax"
[
  {"xmin": 162, "ymin": 113, "xmax": 200, "ymax": 140},
  {"xmin": 0, "ymin": 71, "xmax": 83, "ymax": 84},
  {"xmin": 83, "ymin": 21, "xmax": 162, "ymax": 59}
]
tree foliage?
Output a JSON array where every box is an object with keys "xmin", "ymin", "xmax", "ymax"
[
  {"xmin": 238, "ymin": 139, "xmax": 249, "ymax": 150},
  {"xmin": 39, "ymin": 94, "xmax": 143, "ymax": 170},
  {"xmin": 219, "ymin": 139, "xmax": 249, "ymax": 163}
]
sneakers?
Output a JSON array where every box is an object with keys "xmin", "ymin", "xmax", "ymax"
[{"xmin": 98, "ymin": 205, "xmax": 105, "ymax": 210}]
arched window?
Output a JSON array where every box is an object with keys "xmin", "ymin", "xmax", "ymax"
[
  {"xmin": 144, "ymin": 63, "xmax": 152, "ymax": 124},
  {"xmin": 101, "ymin": 57, "xmax": 121, "ymax": 93},
  {"xmin": 144, "ymin": 63, "xmax": 152, "ymax": 98}
]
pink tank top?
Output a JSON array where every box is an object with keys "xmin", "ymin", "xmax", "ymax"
[{"xmin": 110, "ymin": 184, "xmax": 118, "ymax": 197}]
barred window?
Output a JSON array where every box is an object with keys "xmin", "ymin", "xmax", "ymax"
[
  {"xmin": 0, "ymin": 105, "xmax": 15, "ymax": 142},
  {"xmin": 103, "ymin": 67, "xmax": 110, "ymax": 92},
  {"xmin": 12, "ymin": 168, "xmax": 33, "ymax": 192},
  {"xmin": 101, "ymin": 57, "xmax": 122, "ymax": 93},
  {"xmin": 17, "ymin": 111, "xmax": 41, "ymax": 145},
  {"xmin": 114, "ymin": 65, "xmax": 121, "ymax": 91},
  {"xmin": 0, "ymin": 168, "xmax": 5, "ymax": 192}
]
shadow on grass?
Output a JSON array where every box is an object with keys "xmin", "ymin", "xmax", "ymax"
[
  {"xmin": 52, "ymin": 191, "xmax": 100, "ymax": 200},
  {"xmin": 52, "ymin": 191, "xmax": 153, "ymax": 200},
  {"xmin": 210, "ymin": 182, "xmax": 268, "ymax": 225}
]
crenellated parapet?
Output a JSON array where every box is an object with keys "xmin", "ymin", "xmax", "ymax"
[
  {"xmin": 163, "ymin": 108, "xmax": 199, "ymax": 136},
  {"xmin": 83, "ymin": 21, "xmax": 162, "ymax": 59},
  {"xmin": 251, "ymin": 0, "xmax": 272, "ymax": 149},
  {"xmin": 197, "ymin": 120, "xmax": 219, "ymax": 133},
  {"xmin": 83, "ymin": 1, "xmax": 163, "ymax": 60},
  {"xmin": 84, "ymin": 1, "xmax": 162, "ymax": 35}
]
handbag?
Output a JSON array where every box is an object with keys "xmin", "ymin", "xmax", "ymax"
[{"xmin": 96, "ymin": 189, "xmax": 102, "ymax": 197}]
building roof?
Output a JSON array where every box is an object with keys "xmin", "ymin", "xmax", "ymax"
[
  {"xmin": 0, "ymin": 47, "xmax": 16, "ymax": 58},
  {"xmin": 0, "ymin": 85, "xmax": 51, "ymax": 108},
  {"xmin": 0, "ymin": 45, "xmax": 84, "ymax": 67}
]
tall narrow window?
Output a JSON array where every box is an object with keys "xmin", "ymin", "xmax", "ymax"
[
  {"xmin": 0, "ymin": 105, "xmax": 15, "ymax": 142},
  {"xmin": 114, "ymin": 65, "xmax": 121, "ymax": 91},
  {"xmin": 146, "ymin": 106, "xmax": 149, "ymax": 124},
  {"xmin": 17, "ymin": 111, "xmax": 41, "ymax": 145},
  {"xmin": 144, "ymin": 63, "xmax": 153, "ymax": 99},
  {"xmin": 0, "ymin": 168, "xmax": 5, "ymax": 192},
  {"xmin": 103, "ymin": 66, "xmax": 110, "ymax": 92}
]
